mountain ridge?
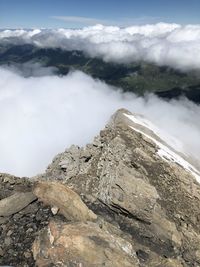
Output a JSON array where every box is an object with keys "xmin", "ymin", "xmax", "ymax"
[{"xmin": 0, "ymin": 109, "xmax": 200, "ymax": 266}]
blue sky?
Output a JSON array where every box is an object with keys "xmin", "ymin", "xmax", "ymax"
[{"xmin": 1, "ymin": 0, "xmax": 200, "ymax": 28}]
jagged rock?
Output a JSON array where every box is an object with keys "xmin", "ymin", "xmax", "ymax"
[
  {"xmin": 34, "ymin": 109, "xmax": 200, "ymax": 267},
  {"xmin": 1, "ymin": 109, "xmax": 200, "ymax": 266},
  {"xmin": 32, "ymin": 219, "xmax": 139, "ymax": 267},
  {"xmin": 0, "ymin": 192, "xmax": 37, "ymax": 217},
  {"xmin": 33, "ymin": 181, "xmax": 97, "ymax": 221}
]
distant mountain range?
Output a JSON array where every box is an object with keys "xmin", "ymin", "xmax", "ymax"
[{"xmin": 1, "ymin": 43, "xmax": 200, "ymax": 103}]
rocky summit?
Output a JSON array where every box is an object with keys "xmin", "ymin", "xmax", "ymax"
[{"xmin": 1, "ymin": 109, "xmax": 200, "ymax": 267}]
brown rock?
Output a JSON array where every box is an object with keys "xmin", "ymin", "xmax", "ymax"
[
  {"xmin": 36, "ymin": 109, "xmax": 200, "ymax": 266},
  {"xmin": 33, "ymin": 220, "xmax": 139, "ymax": 267},
  {"xmin": 33, "ymin": 181, "xmax": 97, "ymax": 222}
]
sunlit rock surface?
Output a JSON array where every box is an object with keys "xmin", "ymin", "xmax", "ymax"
[{"xmin": 1, "ymin": 109, "xmax": 200, "ymax": 266}]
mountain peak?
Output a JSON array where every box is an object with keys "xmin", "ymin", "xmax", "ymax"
[
  {"xmin": 110, "ymin": 109, "xmax": 200, "ymax": 182},
  {"xmin": 1, "ymin": 109, "xmax": 200, "ymax": 266}
]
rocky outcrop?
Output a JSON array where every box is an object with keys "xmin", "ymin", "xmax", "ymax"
[
  {"xmin": 33, "ymin": 181, "xmax": 97, "ymax": 221},
  {"xmin": 1, "ymin": 109, "xmax": 200, "ymax": 267},
  {"xmin": 33, "ymin": 220, "xmax": 139, "ymax": 267}
]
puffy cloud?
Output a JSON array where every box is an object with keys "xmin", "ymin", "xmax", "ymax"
[
  {"xmin": 2, "ymin": 23, "xmax": 200, "ymax": 70},
  {"xmin": 0, "ymin": 66, "xmax": 200, "ymax": 177}
]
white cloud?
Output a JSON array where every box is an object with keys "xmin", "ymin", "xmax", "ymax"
[
  {"xmin": 50, "ymin": 16, "xmax": 161, "ymax": 27},
  {"xmin": 0, "ymin": 66, "xmax": 200, "ymax": 177},
  {"xmin": 3, "ymin": 62, "xmax": 57, "ymax": 77},
  {"xmin": 3, "ymin": 22, "xmax": 200, "ymax": 70},
  {"xmin": 51, "ymin": 16, "xmax": 109, "ymax": 26}
]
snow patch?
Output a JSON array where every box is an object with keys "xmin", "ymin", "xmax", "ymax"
[{"xmin": 124, "ymin": 113, "xmax": 200, "ymax": 183}]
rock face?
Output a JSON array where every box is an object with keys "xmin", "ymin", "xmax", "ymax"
[
  {"xmin": 33, "ymin": 220, "xmax": 139, "ymax": 267},
  {"xmin": 1, "ymin": 109, "xmax": 200, "ymax": 267}
]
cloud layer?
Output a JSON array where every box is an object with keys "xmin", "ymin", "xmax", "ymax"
[
  {"xmin": 1, "ymin": 23, "xmax": 200, "ymax": 70},
  {"xmin": 0, "ymin": 66, "xmax": 200, "ymax": 177}
]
